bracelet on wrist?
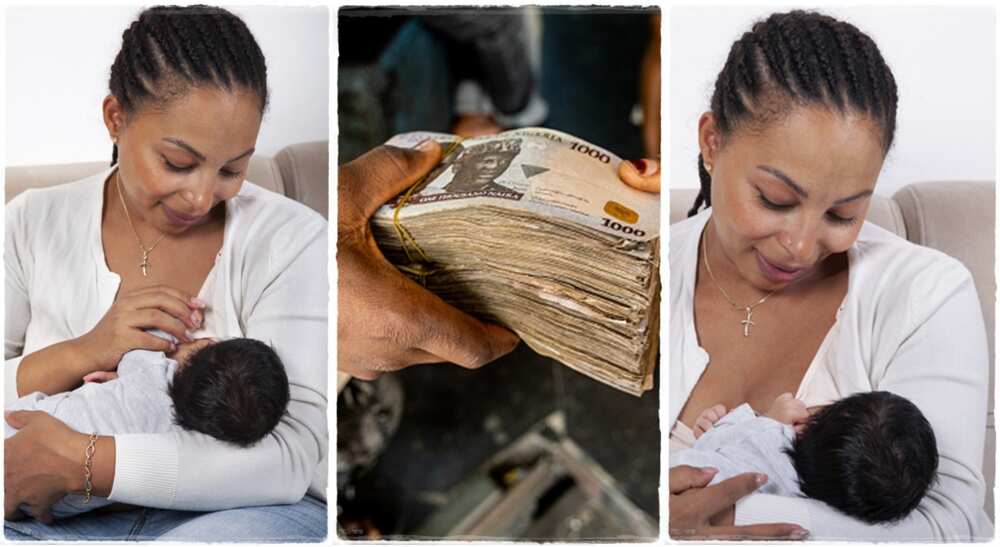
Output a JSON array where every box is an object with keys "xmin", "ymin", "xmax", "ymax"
[{"xmin": 83, "ymin": 432, "xmax": 97, "ymax": 503}]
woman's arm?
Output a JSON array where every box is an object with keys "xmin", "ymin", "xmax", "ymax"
[
  {"xmin": 734, "ymin": 261, "xmax": 990, "ymax": 540},
  {"xmin": 108, "ymin": 212, "xmax": 328, "ymax": 509}
]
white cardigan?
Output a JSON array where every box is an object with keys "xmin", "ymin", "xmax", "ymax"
[
  {"xmin": 5, "ymin": 167, "xmax": 328, "ymax": 509},
  {"xmin": 669, "ymin": 209, "xmax": 991, "ymax": 541}
]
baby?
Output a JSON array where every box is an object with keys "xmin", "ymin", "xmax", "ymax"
[
  {"xmin": 6, "ymin": 333, "xmax": 290, "ymax": 519},
  {"xmin": 672, "ymin": 391, "xmax": 938, "ymax": 524}
]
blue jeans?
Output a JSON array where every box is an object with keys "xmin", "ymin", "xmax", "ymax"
[{"xmin": 4, "ymin": 495, "xmax": 326, "ymax": 542}]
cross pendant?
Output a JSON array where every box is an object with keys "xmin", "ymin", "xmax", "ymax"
[
  {"xmin": 140, "ymin": 252, "xmax": 149, "ymax": 277},
  {"xmin": 740, "ymin": 306, "xmax": 755, "ymax": 337}
]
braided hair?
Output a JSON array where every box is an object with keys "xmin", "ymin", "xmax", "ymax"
[
  {"xmin": 108, "ymin": 5, "xmax": 268, "ymax": 166},
  {"xmin": 688, "ymin": 10, "xmax": 897, "ymax": 217}
]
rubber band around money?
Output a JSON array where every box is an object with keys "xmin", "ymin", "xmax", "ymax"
[{"xmin": 391, "ymin": 137, "xmax": 465, "ymax": 285}]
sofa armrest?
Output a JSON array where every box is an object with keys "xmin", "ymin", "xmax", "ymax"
[
  {"xmin": 894, "ymin": 180, "xmax": 996, "ymax": 520},
  {"xmin": 274, "ymin": 141, "xmax": 329, "ymax": 219}
]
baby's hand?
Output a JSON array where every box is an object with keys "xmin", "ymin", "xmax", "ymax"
[
  {"xmin": 764, "ymin": 392, "xmax": 809, "ymax": 427},
  {"xmin": 167, "ymin": 338, "xmax": 216, "ymax": 367},
  {"xmin": 693, "ymin": 404, "xmax": 727, "ymax": 439}
]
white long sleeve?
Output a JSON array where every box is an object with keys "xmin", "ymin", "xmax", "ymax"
[
  {"xmin": 5, "ymin": 171, "xmax": 329, "ymax": 510},
  {"xmin": 670, "ymin": 210, "xmax": 992, "ymax": 541},
  {"xmin": 734, "ymin": 249, "xmax": 990, "ymax": 540},
  {"xmin": 109, "ymin": 198, "xmax": 329, "ymax": 509}
]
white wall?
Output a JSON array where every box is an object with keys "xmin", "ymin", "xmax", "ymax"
[
  {"xmin": 5, "ymin": 6, "xmax": 328, "ymax": 167},
  {"xmin": 670, "ymin": 6, "xmax": 996, "ymax": 196}
]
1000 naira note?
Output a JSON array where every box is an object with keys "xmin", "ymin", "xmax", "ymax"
[
  {"xmin": 378, "ymin": 128, "xmax": 658, "ymax": 244},
  {"xmin": 373, "ymin": 128, "xmax": 659, "ymax": 396}
]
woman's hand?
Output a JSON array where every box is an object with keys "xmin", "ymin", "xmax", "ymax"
[
  {"xmin": 669, "ymin": 465, "xmax": 809, "ymax": 540},
  {"xmin": 4, "ymin": 411, "xmax": 90, "ymax": 523},
  {"xmin": 338, "ymin": 140, "xmax": 520, "ymax": 380},
  {"xmin": 618, "ymin": 158, "xmax": 660, "ymax": 193},
  {"xmin": 75, "ymin": 285, "xmax": 206, "ymax": 374}
]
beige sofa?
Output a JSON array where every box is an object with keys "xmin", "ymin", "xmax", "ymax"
[
  {"xmin": 671, "ymin": 182, "xmax": 996, "ymax": 519},
  {"xmin": 5, "ymin": 141, "xmax": 329, "ymax": 219}
]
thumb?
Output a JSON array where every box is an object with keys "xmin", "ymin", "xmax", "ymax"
[
  {"xmin": 338, "ymin": 139, "xmax": 444, "ymax": 222},
  {"xmin": 5, "ymin": 409, "xmax": 47, "ymax": 430},
  {"xmin": 618, "ymin": 159, "xmax": 660, "ymax": 193}
]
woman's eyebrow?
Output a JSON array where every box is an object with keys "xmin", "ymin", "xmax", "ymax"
[
  {"xmin": 162, "ymin": 138, "xmax": 255, "ymax": 163},
  {"xmin": 757, "ymin": 164, "xmax": 873, "ymax": 204},
  {"xmin": 757, "ymin": 165, "xmax": 807, "ymax": 198},
  {"xmin": 833, "ymin": 189, "xmax": 873, "ymax": 205}
]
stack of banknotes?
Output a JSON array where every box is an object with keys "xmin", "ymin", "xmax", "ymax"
[{"xmin": 372, "ymin": 128, "xmax": 659, "ymax": 396}]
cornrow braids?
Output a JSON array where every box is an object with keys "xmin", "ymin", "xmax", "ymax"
[
  {"xmin": 108, "ymin": 5, "xmax": 268, "ymax": 166},
  {"xmin": 688, "ymin": 10, "xmax": 897, "ymax": 217}
]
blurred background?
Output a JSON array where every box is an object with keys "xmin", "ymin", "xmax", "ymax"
[
  {"xmin": 6, "ymin": 6, "xmax": 328, "ymax": 166},
  {"xmin": 337, "ymin": 6, "xmax": 660, "ymax": 540},
  {"xmin": 670, "ymin": 5, "xmax": 995, "ymax": 196}
]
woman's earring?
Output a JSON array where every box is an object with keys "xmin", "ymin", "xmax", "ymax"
[
  {"xmin": 112, "ymin": 136, "xmax": 118, "ymax": 145},
  {"xmin": 705, "ymin": 163, "xmax": 712, "ymax": 173}
]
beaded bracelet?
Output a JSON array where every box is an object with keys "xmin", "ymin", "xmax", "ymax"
[{"xmin": 83, "ymin": 433, "xmax": 97, "ymax": 504}]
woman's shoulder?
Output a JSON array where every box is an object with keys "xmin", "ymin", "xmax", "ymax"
[
  {"xmin": 227, "ymin": 181, "xmax": 327, "ymax": 266},
  {"xmin": 853, "ymin": 221, "xmax": 972, "ymax": 284},
  {"xmin": 231, "ymin": 181, "xmax": 326, "ymax": 233},
  {"xmin": 7, "ymin": 170, "xmax": 104, "ymax": 214},
  {"xmin": 669, "ymin": 209, "xmax": 710, "ymax": 257},
  {"xmin": 850, "ymin": 221, "xmax": 976, "ymax": 321}
]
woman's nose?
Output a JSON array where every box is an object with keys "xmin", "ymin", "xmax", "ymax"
[
  {"xmin": 779, "ymin": 217, "xmax": 820, "ymax": 264},
  {"xmin": 181, "ymin": 177, "xmax": 213, "ymax": 211}
]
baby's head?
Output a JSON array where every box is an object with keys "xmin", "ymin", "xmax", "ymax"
[
  {"xmin": 786, "ymin": 391, "xmax": 937, "ymax": 523},
  {"xmin": 168, "ymin": 338, "xmax": 290, "ymax": 448}
]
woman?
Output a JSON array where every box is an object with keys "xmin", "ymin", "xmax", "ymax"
[
  {"xmin": 4, "ymin": 6, "xmax": 327, "ymax": 540},
  {"xmin": 668, "ymin": 11, "xmax": 989, "ymax": 541}
]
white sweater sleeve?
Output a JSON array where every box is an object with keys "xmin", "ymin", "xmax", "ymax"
[
  {"xmin": 5, "ymin": 192, "xmax": 31, "ymax": 403},
  {"xmin": 735, "ymin": 260, "xmax": 990, "ymax": 540},
  {"xmin": 108, "ymin": 214, "xmax": 328, "ymax": 509}
]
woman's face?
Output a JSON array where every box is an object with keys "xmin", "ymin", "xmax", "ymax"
[
  {"xmin": 700, "ymin": 106, "xmax": 885, "ymax": 291},
  {"xmin": 105, "ymin": 86, "xmax": 263, "ymax": 234}
]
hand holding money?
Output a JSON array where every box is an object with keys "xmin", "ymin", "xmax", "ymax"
[
  {"xmin": 375, "ymin": 128, "xmax": 660, "ymax": 395},
  {"xmin": 337, "ymin": 141, "xmax": 520, "ymax": 381}
]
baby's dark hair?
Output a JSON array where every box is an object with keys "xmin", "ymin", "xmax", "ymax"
[
  {"xmin": 169, "ymin": 338, "xmax": 289, "ymax": 448},
  {"xmin": 786, "ymin": 391, "xmax": 937, "ymax": 524},
  {"xmin": 690, "ymin": 10, "xmax": 898, "ymax": 217},
  {"xmin": 108, "ymin": 4, "xmax": 268, "ymax": 166}
]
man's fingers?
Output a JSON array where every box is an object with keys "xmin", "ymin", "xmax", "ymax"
[
  {"xmin": 700, "ymin": 472, "xmax": 767, "ymax": 513},
  {"xmin": 413, "ymin": 294, "xmax": 519, "ymax": 370},
  {"xmin": 669, "ymin": 465, "xmax": 718, "ymax": 494},
  {"xmin": 618, "ymin": 159, "xmax": 660, "ymax": 193},
  {"xmin": 339, "ymin": 140, "xmax": 444, "ymax": 220}
]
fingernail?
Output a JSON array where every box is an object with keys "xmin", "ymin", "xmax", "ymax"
[
  {"xmin": 416, "ymin": 138, "xmax": 437, "ymax": 152},
  {"xmin": 170, "ymin": 343, "xmax": 177, "ymax": 352},
  {"xmin": 702, "ymin": 467, "xmax": 718, "ymax": 476},
  {"xmin": 190, "ymin": 298, "xmax": 207, "ymax": 308},
  {"xmin": 790, "ymin": 528, "xmax": 810, "ymax": 540},
  {"xmin": 628, "ymin": 159, "xmax": 658, "ymax": 177},
  {"xmin": 190, "ymin": 312, "xmax": 202, "ymax": 326},
  {"xmin": 756, "ymin": 473, "xmax": 768, "ymax": 486},
  {"xmin": 184, "ymin": 331, "xmax": 194, "ymax": 342}
]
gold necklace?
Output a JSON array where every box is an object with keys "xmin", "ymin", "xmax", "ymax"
[
  {"xmin": 116, "ymin": 172, "xmax": 167, "ymax": 277},
  {"xmin": 702, "ymin": 231, "xmax": 776, "ymax": 337}
]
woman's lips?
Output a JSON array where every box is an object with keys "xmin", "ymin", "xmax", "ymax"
[
  {"xmin": 161, "ymin": 204, "xmax": 205, "ymax": 226},
  {"xmin": 755, "ymin": 250, "xmax": 808, "ymax": 284}
]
